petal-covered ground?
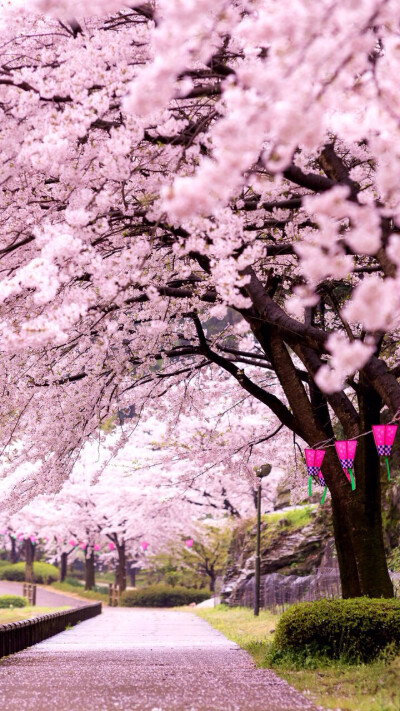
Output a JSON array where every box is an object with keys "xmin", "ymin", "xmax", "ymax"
[{"xmin": 0, "ymin": 607, "xmax": 318, "ymax": 710}]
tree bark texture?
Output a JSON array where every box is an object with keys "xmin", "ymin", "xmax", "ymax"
[
  {"xmin": 60, "ymin": 552, "xmax": 68, "ymax": 583},
  {"xmin": 24, "ymin": 539, "xmax": 35, "ymax": 583},
  {"xmin": 115, "ymin": 542, "xmax": 127, "ymax": 592},
  {"xmin": 84, "ymin": 550, "xmax": 95, "ymax": 590},
  {"xmin": 129, "ymin": 566, "xmax": 137, "ymax": 587},
  {"xmin": 10, "ymin": 535, "xmax": 17, "ymax": 564},
  {"xmin": 206, "ymin": 295, "xmax": 396, "ymax": 599}
]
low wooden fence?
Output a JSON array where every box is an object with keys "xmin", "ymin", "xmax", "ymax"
[
  {"xmin": 108, "ymin": 583, "xmax": 120, "ymax": 606},
  {"xmin": 22, "ymin": 583, "xmax": 37, "ymax": 606},
  {"xmin": 0, "ymin": 603, "xmax": 101, "ymax": 659}
]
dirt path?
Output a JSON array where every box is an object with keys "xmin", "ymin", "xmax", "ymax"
[{"xmin": 0, "ymin": 607, "xmax": 318, "ymax": 711}]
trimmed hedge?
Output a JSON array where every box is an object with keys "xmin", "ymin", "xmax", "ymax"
[
  {"xmin": 273, "ymin": 598, "xmax": 400, "ymax": 663},
  {"xmin": 0, "ymin": 594, "xmax": 28, "ymax": 608},
  {"xmin": 120, "ymin": 584, "xmax": 210, "ymax": 608},
  {"xmin": 0, "ymin": 562, "xmax": 59, "ymax": 584}
]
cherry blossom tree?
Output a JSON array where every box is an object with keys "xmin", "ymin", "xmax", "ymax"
[{"xmin": 0, "ymin": 1, "xmax": 399, "ymax": 597}]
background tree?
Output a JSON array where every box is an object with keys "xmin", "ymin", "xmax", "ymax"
[{"xmin": 145, "ymin": 524, "xmax": 231, "ymax": 591}]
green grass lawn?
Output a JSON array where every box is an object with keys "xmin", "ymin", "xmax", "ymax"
[
  {"xmin": 51, "ymin": 581, "xmax": 109, "ymax": 604},
  {"xmin": 195, "ymin": 605, "xmax": 400, "ymax": 711},
  {"xmin": 0, "ymin": 606, "xmax": 69, "ymax": 624}
]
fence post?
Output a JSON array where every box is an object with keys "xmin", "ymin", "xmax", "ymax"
[{"xmin": 108, "ymin": 583, "xmax": 120, "ymax": 606}]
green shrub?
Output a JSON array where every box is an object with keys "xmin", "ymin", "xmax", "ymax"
[
  {"xmin": 64, "ymin": 576, "xmax": 83, "ymax": 587},
  {"xmin": 272, "ymin": 598, "xmax": 400, "ymax": 664},
  {"xmin": 120, "ymin": 584, "xmax": 210, "ymax": 608},
  {"xmin": 0, "ymin": 594, "xmax": 28, "ymax": 608},
  {"xmin": 0, "ymin": 562, "xmax": 59, "ymax": 584},
  {"xmin": 93, "ymin": 584, "xmax": 108, "ymax": 594}
]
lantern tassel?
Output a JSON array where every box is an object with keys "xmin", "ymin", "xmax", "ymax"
[
  {"xmin": 320, "ymin": 486, "xmax": 327, "ymax": 506},
  {"xmin": 308, "ymin": 476, "xmax": 312, "ymax": 497},
  {"xmin": 348, "ymin": 468, "xmax": 356, "ymax": 491},
  {"xmin": 384, "ymin": 456, "xmax": 390, "ymax": 482}
]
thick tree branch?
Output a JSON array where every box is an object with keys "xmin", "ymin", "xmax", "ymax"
[{"xmin": 190, "ymin": 312, "xmax": 300, "ymax": 435}]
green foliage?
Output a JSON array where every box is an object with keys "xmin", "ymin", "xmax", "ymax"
[
  {"xmin": 51, "ymin": 581, "xmax": 108, "ymax": 603},
  {"xmin": 0, "ymin": 605, "xmax": 69, "ymax": 624},
  {"xmin": 64, "ymin": 576, "xmax": 83, "ymax": 587},
  {"xmin": 96, "ymin": 571, "xmax": 116, "ymax": 583},
  {"xmin": 195, "ymin": 604, "xmax": 278, "ymax": 665},
  {"xmin": 0, "ymin": 594, "xmax": 28, "ymax": 608},
  {"xmin": 272, "ymin": 598, "xmax": 400, "ymax": 663},
  {"xmin": 388, "ymin": 545, "xmax": 400, "ymax": 572},
  {"xmin": 261, "ymin": 506, "xmax": 314, "ymax": 529},
  {"xmin": 0, "ymin": 562, "xmax": 59, "ymax": 584},
  {"xmin": 119, "ymin": 583, "xmax": 210, "ymax": 607},
  {"xmin": 145, "ymin": 523, "xmax": 231, "ymax": 590},
  {"xmin": 195, "ymin": 601, "xmax": 400, "ymax": 711},
  {"xmin": 93, "ymin": 584, "xmax": 108, "ymax": 594},
  {"xmin": 226, "ymin": 504, "xmax": 330, "ymax": 578},
  {"xmin": 0, "ymin": 559, "xmax": 9, "ymax": 568}
]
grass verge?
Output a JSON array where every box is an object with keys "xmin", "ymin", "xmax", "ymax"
[
  {"xmin": 51, "ymin": 581, "xmax": 108, "ymax": 604},
  {"xmin": 195, "ymin": 605, "xmax": 400, "ymax": 711},
  {"xmin": 195, "ymin": 605, "xmax": 278, "ymax": 665},
  {"xmin": 0, "ymin": 606, "xmax": 69, "ymax": 624}
]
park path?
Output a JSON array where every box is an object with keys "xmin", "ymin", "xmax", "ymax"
[
  {"xmin": 0, "ymin": 580, "xmax": 87, "ymax": 607},
  {"xmin": 0, "ymin": 607, "xmax": 318, "ymax": 711}
]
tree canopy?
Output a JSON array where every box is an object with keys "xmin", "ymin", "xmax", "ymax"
[{"xmin": 0, "ymin": 1, "xmax": 399, "ymax": 596}]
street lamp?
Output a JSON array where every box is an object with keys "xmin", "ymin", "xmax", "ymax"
[{"xmin": 254, "ymin": 463, "xmax": 272, "ymax": 616}]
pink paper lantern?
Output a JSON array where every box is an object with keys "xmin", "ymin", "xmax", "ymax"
[
  {"xmin": 108, "ymin": 542, "xmax": 116, "ymax": 551},
  {"xmin": 372, "ymin": 424, "xmax": 397, "ymax": 481},
  {"xmin": 185, "ymin": 539, "xmax": 194, "ymax": 548},
  {"xmin": 304, "ymin": 448, "xmax": 325, "ymax": 485},
  {"xmin": 335, "ymin": 440, "xmax": 357, "ymax": 490},
  {"xmin": 304, "ymin": 448, "xmax": 327, "ymax": 505},
  {"xmin": 93, "ymin": 544, "xmax": 100, "ymax": 551},
  {"xmin": 68, "ymin": 539, "xmax": 77, "ymax": 547},
  {"xmin": 79, "ymin": 542, "xmax": 86, "ymax": 550},
  {"xmin": 140, "ymin": 541, "xmax": 149, "ymax": 551}
]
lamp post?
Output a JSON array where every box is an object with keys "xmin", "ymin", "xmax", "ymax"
[{"xmin": 254, "ymin": 463, "xmax": 272, "ymax": 616}]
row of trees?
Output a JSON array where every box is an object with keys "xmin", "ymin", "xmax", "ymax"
[{"xmin": 0, "ymin": 424, "xmax": 271, "ymax": 590}]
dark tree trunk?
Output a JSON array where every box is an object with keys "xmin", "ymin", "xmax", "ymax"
[
  {"xmin": 60, "ymin": 552, "xmax": 68, "ymax": 582},
  {"xmin": 115, "ymin": 542, "xmax": 126, "ymax": 592},
  {"xmin": 246, "ymin": 322, "xmax": 394, "ymax": 599},
  {"xmin": 347, "ymin": 381, "xmax": 393, "ymax": 597},
  {"xmin": 129, "ymin": 566, "xmax": 137, "ymax": 587},
  {"xmin": 209, "ymin": 572, "xmax": 216, "ymax": 593},
  {"xmin": 24, "ymin": 539, "xmax": 35, "ymax": 583},
  {"xmin": 330, "ymin": 497, "xmax": 361, "ymax": 598},
  {"xmin": 186, "ymin": 154, "xmax": 399, "ymax": 601},
  {"xmin": 10, "ymin": 535, "xmax": 17, "ymax": 564},
  {"xmin": 84, "ymin": 550, "xmax": 95, "ymax": 590}
]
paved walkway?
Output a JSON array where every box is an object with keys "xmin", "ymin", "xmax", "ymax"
[
  {"xmin": 0, "ymin": 608, "xmax": 318, "ymax": 711},
  {"xmin": 0, "ymin": 581, "xmax": 87, "ymax": 607}
]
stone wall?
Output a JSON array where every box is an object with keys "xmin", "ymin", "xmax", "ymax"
[{"xmin": 221, "ymin": 505, "xmax": 337, "ymax": 607}]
